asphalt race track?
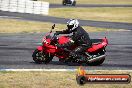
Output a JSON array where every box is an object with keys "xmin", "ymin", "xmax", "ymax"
[
  {"xmin": 0, "ymin": 31, "xmax": 132, "ymax": 70},
  {"xmin": 0, "ymin": 4, "xmax": 132, "ymax": 70},
  {"xmin": 50, "ymin": 4, "xmax": 132, "ymax": 8},
  {"xmin": 0, "ymin": 11, "xmax": 132, "ymax": 30}
]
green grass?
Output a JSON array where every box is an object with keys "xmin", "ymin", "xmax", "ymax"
[
  {"xmin": 40, "ymin": 0, "xmax": 132, "ymax": 4},
  {"xmin": 49, "ymin": 7, "xmax": 132, "ymax": 23},
  {"xmin": 0, "ymin": 18, "xmax": 65, "ymax": 33},
  {"xmin": 0, "ymin": 71, "xmax": 132, "ymax": 88},
  {"xmin": 0, "ymin": 18, "xmax": 121, "ymax": 33}
]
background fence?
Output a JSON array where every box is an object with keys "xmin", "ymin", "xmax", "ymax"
[{"xmin": 0, "ymin": 0, "xmax": 49, "ymax": 15}]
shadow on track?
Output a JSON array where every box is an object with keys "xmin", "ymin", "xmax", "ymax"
[
  {"xmin": 30, "ymin": 61, "xmax": 132, "ymax": 69},
  {"xmin": 31, "ymin": 61, "xmax": 100, "ymax": 67}
]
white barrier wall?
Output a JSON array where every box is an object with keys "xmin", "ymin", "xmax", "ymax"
[{"xmin": 0, "ymin": 0, "xmax": 49, "ymax": 15}]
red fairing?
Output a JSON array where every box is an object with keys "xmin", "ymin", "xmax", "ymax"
[
  {"xmin": 37, "ymin": 46, "xmax": 43, "ymax": 51},
  {"xmin": 44, "ymin": 45, "xmax": 56, "ymax": 53},
  {"xmin": 87, "ymin": 38, "xmax": 108, "ymax": 53},
  {"xmin": 58, "ymin": 36, "xmax": 70, "ymax": 44},
  {"xmin": 42, "ymin": 38, "xmax": 56, "ymax": 53}
]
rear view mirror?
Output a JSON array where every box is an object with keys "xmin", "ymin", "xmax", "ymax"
[
  {"xmin": 50, "ymin": 24, "xmax": 55, "ymax": 33},
  {"xmin": 52, "ymin": 24, "xmax": 55, "ymax": 29}
]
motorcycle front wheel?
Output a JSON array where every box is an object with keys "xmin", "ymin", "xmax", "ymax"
[{"xmin": 32, "ymin": 49, "xmax": 53, "ymax": 64}]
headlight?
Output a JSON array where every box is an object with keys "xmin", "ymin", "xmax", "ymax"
[{"xmin": 42, "ymin": 38, "xmax": 48, "ymax": 44}]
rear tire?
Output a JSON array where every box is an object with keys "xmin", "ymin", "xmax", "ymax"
[{"xmin": 32, "ymin": 49, "xmax": 53, "ymax": 64}]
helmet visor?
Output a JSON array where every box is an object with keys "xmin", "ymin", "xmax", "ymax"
[{"xmin": 67, "ymin": 25, "xmax": 74, "ymax": 30}]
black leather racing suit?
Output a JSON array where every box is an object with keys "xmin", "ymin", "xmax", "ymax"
[{"xmin": 56, "ymin": 26, "xmax": 92, "ymax": 61}]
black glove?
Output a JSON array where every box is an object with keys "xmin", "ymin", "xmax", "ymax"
[{"xmin": 55, "ymin": 31, "xmax": 61, "ymax": 35}]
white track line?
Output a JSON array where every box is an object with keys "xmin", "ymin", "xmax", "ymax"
[
  {"xmin": 0, "ymin": 69, "xmax": 75, "ymax": 72},
  {"xmin": 0, "ymin": 16, "xmax": 20, "ymax": 19},
  {"xmin": 0, "ymin": 69, "xmax": 132, "ymax": 72}
]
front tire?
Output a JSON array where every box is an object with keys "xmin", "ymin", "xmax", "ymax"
[{"xmin": 32, "ymin": 49, "xmax": 53, "ymax": 64}]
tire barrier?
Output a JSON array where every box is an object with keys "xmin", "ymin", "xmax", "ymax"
[{"xmin": 0, "ymin": 0, "xmax": 49, "ymax": 15}]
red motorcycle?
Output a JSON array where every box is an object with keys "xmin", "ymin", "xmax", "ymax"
[{"xmin": 32, "ymin": 24, "xmax": 108, "ymax": 66}]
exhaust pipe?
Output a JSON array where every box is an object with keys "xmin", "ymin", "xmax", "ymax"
[{"xmin": 88, "ymin": 55, "xmax": 105, "ymax": 63}]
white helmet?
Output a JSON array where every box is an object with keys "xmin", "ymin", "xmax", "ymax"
[{"xmin": 67, "ymin": 19, "xmax": 79, "ymax": 31}]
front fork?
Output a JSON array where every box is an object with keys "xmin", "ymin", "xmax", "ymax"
[{"xmin": 37, "ymin": 46, "xmax": 52, "ymax": 57}]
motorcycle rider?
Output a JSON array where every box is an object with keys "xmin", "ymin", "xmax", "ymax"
[{"xmin": 55, "ymin": 19, "xmax": 92, "ymax": 62}]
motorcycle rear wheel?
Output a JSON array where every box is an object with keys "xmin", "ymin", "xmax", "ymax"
[{"xmin": 32, "ymin": 49, "xmax": 53, "ymax": 64}]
